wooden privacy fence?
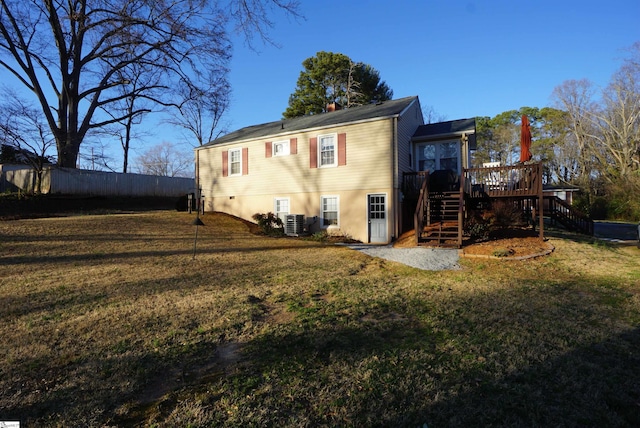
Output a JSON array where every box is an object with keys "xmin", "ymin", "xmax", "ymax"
[{"xmin": 1, "ymin": 165, "xmax": 195, "ymax": 197}]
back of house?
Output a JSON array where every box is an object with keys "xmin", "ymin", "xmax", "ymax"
[{"xmin": 195, "ymin": 96, "xmax": 424, "ymax": 244}]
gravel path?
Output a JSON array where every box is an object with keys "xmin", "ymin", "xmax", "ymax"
[{"xmin": 346, "ymin": 244, "xmax": 461, "ymax": 271}]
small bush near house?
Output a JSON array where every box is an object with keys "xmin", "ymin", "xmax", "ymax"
[
  {"xmin": 308, "ymin": 230, "xmax": 329, "ymax": 242},
  {"xmin": 252, "ymin": 212, "xmax": 284, "ymax": 236}
]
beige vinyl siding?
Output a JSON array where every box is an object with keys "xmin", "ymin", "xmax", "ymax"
[
  {"xmin": 391, "ymin": 98, "xmax": 424, "ymax": 239},
  {"xmin": 396, "ymin": 99, "xmax": 424, "ymax": 178},
  {"xmin": 199, "ymin": 119, "xmax": 394, "ymax": 199},
  {"xmin": 196, "ymin": 118, "xmax": 396, "ymax": 243},
  {"xmin": 208, "ymin": 188, "xmax": 390, "ymax": 243}
]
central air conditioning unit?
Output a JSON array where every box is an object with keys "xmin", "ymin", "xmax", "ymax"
[{"xmin": 285, "ymin": 214, "xmax": 305, "ymax": 236}]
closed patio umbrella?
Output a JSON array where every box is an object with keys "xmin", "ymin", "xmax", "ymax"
[{"xmin": 520, "ymin": 114, "xmax": 533, "ymax": 163}]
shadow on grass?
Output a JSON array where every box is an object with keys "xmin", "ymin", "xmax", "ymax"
[
  {"xmin": 0, "ymin": 241, "xmax": 326, "ymax": 267},
  {"xmin": 190, "ymin": 281, "xmax": 640, "ymax": 427},
  {"xmin": 3, "ymin": 257, "xmax": 639, "ymax": 427},
  {"xmin": 207, "ymin": 323, "xmax": 640, "ymax": 427},
  {"xmin": 7, "ymin": 322, "xmax": 639, "ymax": 427},
  {"xmin": 422, "ymin": 326, "xmax": 640, "ymax": 427}
]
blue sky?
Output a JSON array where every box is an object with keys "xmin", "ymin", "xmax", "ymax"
[
  {"xmin": 1, "ymin": 0, "xmax": 638, "ymax": 169},
  {"xmin": 224, "ymin": 0, "xmax": 638, "ymax": 130}
]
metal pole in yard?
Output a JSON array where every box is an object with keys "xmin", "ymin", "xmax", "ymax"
[{"xmin": 192, "ymin": 215, "xmax": 205, "ymax": 259}]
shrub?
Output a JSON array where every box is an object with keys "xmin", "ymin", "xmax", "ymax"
[
  {"xmin": 603, "ymin": 178, "xmax": 640, "ymax": 221},
  {"xmin": 308, "ymin": 231, "xmax": 329, "ymax": 242},
  {"xmin": 490, "ymin": 200, "xmax": 526, "ymax": 229},
  {"xmin": 589, "ymin": 196, "xmax": 609, "ymax": 220},
  {"xmin": 251, "ymin": 212, "xmax": 284, "ymax": 236},
  {"xmin": 464, "ymin": 210, "xmax": 491, "ymax": 241},
  {"xmin": 492, "ymin": 247, "xmax": 515, "ymax": 257},
  {"xmin": 572, "ymin": 192, "xmax": 592, "ymax": 217}
]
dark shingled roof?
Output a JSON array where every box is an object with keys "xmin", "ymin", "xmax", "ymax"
[
  {"xmin": 201, "ymin": 96, "xmax": 419, "ymax": 147},
  {"xmin": 412, "ymin": 118, "xmax": 476, "ymax": 141}
]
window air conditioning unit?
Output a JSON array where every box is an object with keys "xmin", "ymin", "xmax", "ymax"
[{"xmin": 285, "ymin": 214, "xmax": 305, "ymax": 236}]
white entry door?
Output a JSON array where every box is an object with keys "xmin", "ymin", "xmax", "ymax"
[{"xmin": 368, "ymin": 194, "xmax": 387, "ymax": 243}]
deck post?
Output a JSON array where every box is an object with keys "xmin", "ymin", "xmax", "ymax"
[{"xmin": 537, "ymin": 163, "xmax": 544, "ymax": 239}]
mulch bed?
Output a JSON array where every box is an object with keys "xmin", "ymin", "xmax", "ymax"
[{"xmin": 394, "ymin": 227, "xmax": 552, "ymax": 259}]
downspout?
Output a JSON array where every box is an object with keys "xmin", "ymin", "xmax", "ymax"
[
  {"xmin": 392, "ymin": 116, "xmax": 398, "ymax": 242},
  {"xmin": 195, "ymin": 148, "xmax": 200, "ymax": 209}
]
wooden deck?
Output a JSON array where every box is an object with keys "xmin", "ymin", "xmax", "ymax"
[
  {"xmin": 403, "ymin": 163, "xmax": 545, "ymax": 247},
  {"xmin": 402, "ymin": 162, "xmax": 593, "ymax": 247},
  {"xmin": 463, "ymin": 163, "xmax": 543, "ymax": 199}
]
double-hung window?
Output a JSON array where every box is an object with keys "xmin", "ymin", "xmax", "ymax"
[
  {"xmin": 273, "ymin": 140, "xmax": 290, "ymax": 156},
  {"xmin": 319, "ymin": 134, "xmax": 337, "ymax": 167},
  {"xmin": 229, "ymin": 148, "xmax": 242, "ymax": 176},
  {"xmin": 274, "ymin": 197, "xmax": 290, "ymax": 223},
  {"xmin": 321, "ymin": 195, "xmax": 339, "ymax": 227}
]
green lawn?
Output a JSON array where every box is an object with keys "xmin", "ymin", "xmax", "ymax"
[{"xmin": 1, "ymin": 211, "xmax": 639, "ymax": 427}]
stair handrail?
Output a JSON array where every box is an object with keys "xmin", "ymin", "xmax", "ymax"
[
  {"xmin": 457, "ymin": 172, "xmax": 464, "ymax": 248},
  {"xmin": 545, "ymin": 195, "xmax": 594, "ymax": 235},
  {"xmin": 413, "ymin": 172, "xmax": 430, "ymax": 245}
]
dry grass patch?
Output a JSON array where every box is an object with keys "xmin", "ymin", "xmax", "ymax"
[{"xmin": 1, "ymin": 211, "xmax": 639, "ymax": 427}]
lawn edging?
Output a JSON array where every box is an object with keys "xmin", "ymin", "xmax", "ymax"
[{"xmin": 459, "ymin": 241, "xmax": 555, "ymax": 260}]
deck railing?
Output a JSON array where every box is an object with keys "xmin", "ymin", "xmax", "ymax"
[
  {"xmin": 464, "ymin": 162, "xmax": 542, "ymax": 198},
  {"xmin": 408, "ymin": 172, "xmax": 430, "ymax": 246},
  {"xmin": 457, "ymin": 173, "xmax": 465, "ymax": 247},
  {"xmin": 402, "ymin": 171, "xmax": 430, "ymax": 196}
]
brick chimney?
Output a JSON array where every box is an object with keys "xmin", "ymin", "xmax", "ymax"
[{"xmin": 326, "ymin": 102, "xmax": 342, "ymax": 112}]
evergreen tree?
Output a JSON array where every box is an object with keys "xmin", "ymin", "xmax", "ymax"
[{"xmin": 283, "ymin": 51, "xmax": 393, "ymax": 118}]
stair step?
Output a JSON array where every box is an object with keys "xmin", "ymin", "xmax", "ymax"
[
  {"xmin": 419, "ymin": 194, "xmax": 463, "ymax": 248},
  {"xmin": 417, "ymin": 241, "xmax": 460, "ymax": 248}
]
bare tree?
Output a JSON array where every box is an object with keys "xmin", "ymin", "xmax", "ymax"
[
  {"xmin": 166, "ymin": 74, "xmax": 231, "ymax": 147},
  {"xmin": 553, "ymin": 45, "xmax": 640, "ymax": 186},
  {"xmin": 421, "ymin": 105, "xmax": 447, "ymax": 124},
  {"xmin": 551, "ymin": 43, "xmax": 640, "ymax": 218},
  {"xmin": 587, "ymin": 47, "xmax": 640, "ymax": 182},
  {"xmin": 551, "ymin": 79, "xmax": 599, "ymax": 186},
  {"xmin": 76, "ymin": 139, "xmax": 118, "ymax": 171},
  {"xmin": 135, "ymin": 141, "xmax": 193, "ymax": 178},
  {"xmin": 345, "ymin": 60, "xmax": 363, "ymax": 108},
  {"xmin": 0, "ymin": 88, "xmax": 55, "ymax": 193},
  {"xmin": 99, "ymin": 61, "xmax": 158, "ymax": 172},
  {"xmin": 0, "ymin": 0, "xmax": 301, "ymax": 168},
  {"xmin": 493, "ymin": 123, "xmax": 520, "ymax": 166}
]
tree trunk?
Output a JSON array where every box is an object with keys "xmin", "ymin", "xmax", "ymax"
[{"xmin": 57, "ymin": 137, "xmax": 80, "ymax": 168}]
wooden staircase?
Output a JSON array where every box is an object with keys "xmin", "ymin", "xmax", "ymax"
[
  {"xmin": 544, "ymin": 196, "xmax": 594, "ymax": 235},
  {"xmin": 418, "ymin": 191, "xmax": 463, "ymax": 247},
  {"xmin": 406, "ymin": 171, "xmax": 464, "ymax": 248},
  {"xmin": 404, "ymin": 164, "xmax": 551, "ymax": 248}
]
